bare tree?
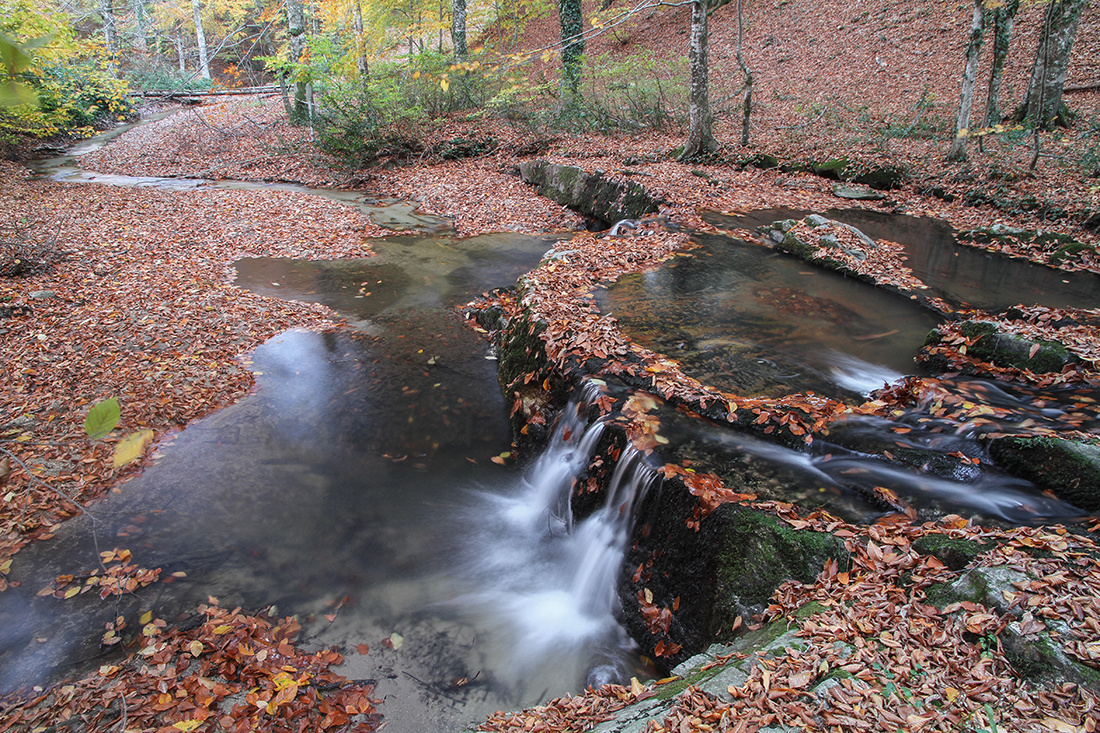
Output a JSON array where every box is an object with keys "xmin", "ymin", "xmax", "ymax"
[
  {"xmin": 558, "ymin": 0, "xmax": 584, "ymax": 105},
  {"xmin": 734, "ymin": 0, "xmax": 752, "ymax": 147},
  {"xmin": 353, "ymin": 0, "xmax": 369, "ymax": 79},
  {"xmin": 284, "ymin": 0, "xmax": 308, "ymax": 124},
  {"xmin": 452, "ymin": 0, "xmax": 468, "ymax": 58},
  {"xmin": 681, "ymin": 0, "xmax": 717, "ymax": 159},
  {"xmin": 1019, "ymin": 0, "xmax": 1087, "ymax": 129},
  {"xmin": 947, "ymin": 0, "xmax": 986, "ymax": 161},
  {"xmin": 983, "ymin": 0, "xmax": 1019, "ymax": 127},
  {"xmin": 99, "ymin": 0, "xmax": 118, "ymax": 74},
  {"xmin": 191, "ymin": 0, "xmax": 211, "ymax": 80}
]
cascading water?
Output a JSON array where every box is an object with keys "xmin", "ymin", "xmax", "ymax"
[{"xmin": 451, "ymin": 382, "xmax": 658, "ymax": 699}]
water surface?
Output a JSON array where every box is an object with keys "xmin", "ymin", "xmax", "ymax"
[
  {"xmin": 703, "ymin": 209, "xmax": 1100, "ymax": 312},
  {"xmin": 595, "ymin": 232, "xmax": 941, "ymax": 399}
]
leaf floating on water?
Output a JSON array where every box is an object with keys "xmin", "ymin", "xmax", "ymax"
[
  {"xmin": 357, "ymin": 643, "xmax": 370, "ymax": 655},
  {"xmin": 112, "ymin": 429, "xmax": 154, "ymax": 469}
]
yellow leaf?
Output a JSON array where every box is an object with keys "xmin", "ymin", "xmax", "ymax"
[
  {"xmin": 172, "ymin": 721, "xmax": 201, "ymax": 732},
  {"xmin": 945, "ymin": 686, "xmax": 959, "ymax": 702},
  {"xmin": 112, "ymin": 429, "xmax": 154, "ymax": 469},
  {"xmin": 63, "ymin": 586, "xmax": 80, "ymax": 599},
  {"xmin": 189, "ymin": 640, "xmax": 203, "ymax": 656},
  {"xmin": 212, "ymin": 624, "xmax": 232, "ymax": 634},
  {"xmin": 440, "ymin": 77, "xmax": 450, "ymax": 92},
  {"xmin": 541, "ymin": 50, "xmax": 552, "ymax": 62},
  {"xmin": 629, "ymin": 677, "xmax": 645, "ymax": 697},
  {"xmin": 412, "ymin": 70, "xmax": 421, "ymax": 79},
  {"xmin": 139, "ymin": 610, "xmax": 153, "ymax": 625}
]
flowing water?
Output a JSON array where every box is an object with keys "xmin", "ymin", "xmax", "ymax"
[{"xmin": 3, "ymin": 115, "xmax": 651, "ymax": 730}]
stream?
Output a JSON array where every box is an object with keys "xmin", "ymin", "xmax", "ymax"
[
  {"xmin": 4, "ymin": 115, "xmax": 646, "ymax": 731},
  {"xmin": 2, "ymin": 111, "xmax": 1097, "ymax": 730}
]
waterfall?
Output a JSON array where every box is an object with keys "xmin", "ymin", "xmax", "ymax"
[{"xmin": 452, "ymin": 381, "xmax": 658, "ymax": 699}]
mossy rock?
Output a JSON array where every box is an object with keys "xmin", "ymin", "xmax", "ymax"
[
  {"xmin": 989, "ymin": 436, "xmax": 1100, "ymax": 512},
  {"xmin": 812, "ymin": 157, "xmax": 849, "ymax": 179},
  {"xmin": 912, "ymin": 535, "xmax": 994, "ymax": 571},
  {"xmin": 517, "ymin": 159, "xmax": 660, "ymax": 224},
  {"xmin": 713, "ymin": 506, "xmax": 850, "ymax": 614},
  {"xmin": 924, "ymin": 321, "xmax": 1074, "ymax": 375},
  {"xmin": 740, "ymin": 152, "xmax": 780, "ymax": 170},
  {"xmin": 848, "ymin": 164, "xmax": 906, "ymax": 190},
  {"xmin": 1049, "ymin": 240, "xmax": 1095, "ymax": 266},
  {"xmin": 618, "ymin": 477, "xmax": 851, "ymax": 671},
  {"xmin": 1002, "ymin": 624, "xmax": 1100, "ymax": 693}
]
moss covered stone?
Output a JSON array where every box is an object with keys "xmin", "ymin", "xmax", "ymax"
[
  {"xmin": 912, "ymin": 535, "xmax": 994, "ymax": 571},
  {"xmin": 989, "ymin": 436, "xmax": 1100, "ymax": 512},
  {"xmin": 517, "ymin": 159, "xmax": 659, "ymax": 224},
  {"xmin": 713, "ymin": 507, "xmax": 850, "ymax": 615},
  {"xmin": 956, "ymin": 320, "xmax": 1073, "ymax": 374}
]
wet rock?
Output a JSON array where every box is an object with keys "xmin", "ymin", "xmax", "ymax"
[
  {"xmin": 988, "ymin": 436, "xmax": 1100, "ymax": 512},
  {"xmin": 617, "ymin": 472, "xmax": 850, "ymax": 669},
  {"xmin": 29, "ymin": 290, "xmax": 56, "ymax": 299},
  {"xmin": 921, "ymin": 321, "xmax": 1075, "ymax": 376},
  {"xmin": 832, "ymin": 183, "xmax": 886, "ymax": 201},
  {"xmin": 959, "ymin": 225, "xmax": 1093, "ymax": 267},
  {"xmin": 591, "ymin": 605, "xmax": 844, "ymax": 733},
  {"xmin": 517, "ymin": 160, "xmax": 660, "ymax": 225}
]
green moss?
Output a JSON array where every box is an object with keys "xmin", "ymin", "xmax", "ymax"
[
  {"xmin": 812, "ymin": 157, "xmax": 849, "ymax": 178},
  {"xmin": 912, "ymin": 535, "xmax": 994, "ymax": 571},
  {"xmin": 714, "ymin": 508, "xmax": 849, "ymax": 615},
  {"xmin": 1049, "ymin": 241, "xmax": 1094, "ymax": 265},
  {"xmin": 958, "ymin": 320, "xmax": 1071, "ymax": 374},
  {"xmin": 741, "ymin": 152, "xmax": 780, "ymax": 170},
  {"xmin": 989, "ymin": 436, "xmax": 1100, "ymax": 512},
  {"xmin": 1003, "ymin": 630, "xmax": 1100, "ymax": 693}
]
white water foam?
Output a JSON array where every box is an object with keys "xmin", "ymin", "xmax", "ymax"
[{"xmin": 450, "ymin": 384, "xmax": 656, "ymax": 700}]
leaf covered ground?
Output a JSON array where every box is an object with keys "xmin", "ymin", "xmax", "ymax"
[{"xmin": 3, "ymin": 0, "xmax": 1100, "ymax": 726}]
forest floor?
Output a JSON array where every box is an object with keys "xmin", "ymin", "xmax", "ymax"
[{"xmin": 2, "ymin": 0, "xmax": 1100, "ymax": 729}]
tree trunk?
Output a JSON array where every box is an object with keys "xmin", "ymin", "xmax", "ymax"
[
  {"xmin": 286, "ymin": 0, "xmax": 308, "ymax": 124},
  {"xmin": 558, "ymin": 0, "xmax": 584, "ymax": 105},
  {"xmin": 983, "ymin": 0, "xmax": 1018, "ymax": 126},
  {"xmin": 175, "ymin": 26, "xmax": 186, "ymax": 74},
  {"xmin": 1020, "ymin": 0, "xmax": 1087, "ymax": 128},
  {"xmin": 735, "ymin": 0, "xmax": 752, "ymax": 147},
  {"xmin": 947, "ymin": 0, "xmax": 986, "ymax": 161},
  {"xmin": 452, "ymin": 0, "xmax": 468, "ymax": 58},
  {"xmin": 681, "ymin": 0, "xmax": 717, "ymax": 160},
  {"xmin": 129, "ymin": 0, "xmax": 148, "ymax": 51},
  {"xmin": 99, "ymin": 0, "xmax": 118, "ymax": 74},
  {"xmin": 191, "ymin": 0, "xmax": 211, "ymax": 80},
  {"xmin": 353, "ymin": 0, "xmax": 369, "ymax": 80}
]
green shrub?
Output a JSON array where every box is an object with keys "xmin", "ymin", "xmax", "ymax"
[
  {"xmin": 1, "ymin": 58, "xmax": 132, "ymax": 140},
  {"xmin": 313, "ymin": 73, "xmax": 424, "ymax": 167}
]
